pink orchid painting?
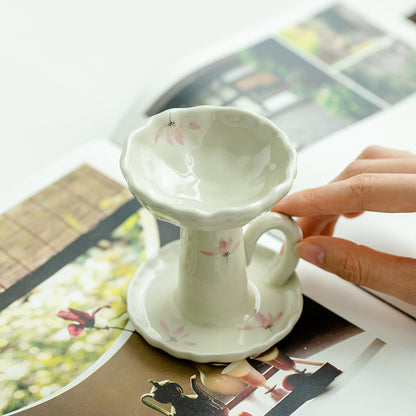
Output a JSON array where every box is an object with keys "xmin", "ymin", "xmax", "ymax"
[
  {"xmin": 57, "ymin": 305, "xmax": 110, "ymax": 337},
  {"xmin": 154, "ymin": 114, "xmax": 200, "ymax": 146},
  {"xmin": 201, "ymin": 237, "xmax": 240, "ymax": 258},
  {"xmin": 239, "ymin": 311, "xmax": 283, "ymax": 331},
  {"xmin": 160, "ymin": 320, "xmax": 196, "ymax": 346}
]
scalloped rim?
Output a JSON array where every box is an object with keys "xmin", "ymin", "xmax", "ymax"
[{"xmin": 120, "ymin": 106, "xmax": 297, "ymax": 230}]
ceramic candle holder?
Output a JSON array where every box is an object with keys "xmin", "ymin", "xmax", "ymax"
[{"xmin": 120, "ymin": 106, "xmax": 303, "ymax": 363}]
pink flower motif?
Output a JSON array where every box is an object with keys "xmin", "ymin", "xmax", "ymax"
[
  {"xmin": 160, "ymin": 320, "xmax": 197, "ymax": 346},
  {"xmin": 201, "ymin": 237, "xmax": 240, "ymax": 258},
  {"xmin": 57, "ymin": 305, "xmax": 111, "ymax": 337},
  {"xmin": 219, "ymin": 238, "xmax": 232, "ymax": 256},
  {"xmin": 239, "ymin": 311, "xmax": 283, "ymax": 331},
  {"xmin": 154, "ymin": 115, "xmax": 200, "ymax": 146}
]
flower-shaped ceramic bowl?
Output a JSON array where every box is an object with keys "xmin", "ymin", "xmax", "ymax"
[
  {"xmin": 121, "ymin": 106, "xmax": 302, "ymax": 363},
  {"xmin": 120, "ymin": 106, "xmax": 296, "ymax": 231}
]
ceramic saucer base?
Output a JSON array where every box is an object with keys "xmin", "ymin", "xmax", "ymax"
[{"xmin": 127, "ymin": 240, "xmax": 303, "ymax": 363}]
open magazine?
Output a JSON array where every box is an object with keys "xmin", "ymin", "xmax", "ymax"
[
  {"xmin": 1, "ymin": 2, "xmax": 416, "ymax": 415},
  {"xmin": 1, "ymin": 154, "xmax": 414, "ymax": 416},
  {"xmin": 127, "ymin": 0, "xmax": 416, "ymax": 319},
  {"xmin": 112, "ymin": 0, "xmax": 416, "ymax": 319},
  {"xmin": 114, "ymin": 1, "xmax": 416, "ymax": 153}
]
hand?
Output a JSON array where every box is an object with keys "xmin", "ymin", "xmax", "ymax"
[{"xmin": 273, "ymin": 145, "xmax": 416, "ymax": 305}]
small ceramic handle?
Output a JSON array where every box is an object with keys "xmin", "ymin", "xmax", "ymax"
[{"xmin": 244, "ymin": 212, "xmax": 302, "ymax": 286}]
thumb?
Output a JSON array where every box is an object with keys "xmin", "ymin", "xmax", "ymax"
[{"xmin": 295, "ymin": 236, "xmax": 416, "ymax": 305}]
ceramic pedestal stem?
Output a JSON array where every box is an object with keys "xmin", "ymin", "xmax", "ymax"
[{"xmin": 177, "ymin": 227, "xmax": 252, "ymax": 325}]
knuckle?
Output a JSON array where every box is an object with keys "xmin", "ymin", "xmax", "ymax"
[
  {"xmin": 349, "ymin": 173, "xmax": 377, "ymax": 193},
  {"xmin": 340, "ymin": 250, "xmax": 367, "ymax": 285},
  {"xmin": 347, "ymin": 173, "xmax": 377, "ymax": 210}
]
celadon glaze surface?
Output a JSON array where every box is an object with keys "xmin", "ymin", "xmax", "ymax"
[
  {"xmin": 120, "ymin": 106, "xmax": 296, "ymax": 230},
  {"xmin": 127, "ymin": 240, "xmax": 303, "ymax": 363},
  {"xmin": 121, "ymin": 106, "xmax": 303, "ymax": 362},
  {"xmin": 178, "ymin": 227, "xmax": 252, "ymax": 325}
]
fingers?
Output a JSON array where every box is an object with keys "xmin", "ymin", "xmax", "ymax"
[
  {"xmin": 334, "ymin": 158, "xmax": 416, "ymax": 181},
  {"xmin": 357, "ymin": 145, "xmax": 416, "ymax": 160},
  {"xmin": 295, "ymin": 236, "xmax": 416, "ymax": 305},
  {"xmin": 297, "ymin": 215, "xmax": 339, "ymax": 238},
  {"xmin": 274, "ymin": 146, "xmax": 416, "ymax": 305},
  {"xmin": 296, "ymin": 213, "xmax": 361, "ymax": 239},
  {"xmin": 342, "ymin": 212, "xmax": 363, "ymax": 218},
  {"xmin": 273, "ymin": 146, "xmax": 416, "ymax": 219},
  {"xmin": 275, "ymin": 173, "xmax": 416, "ymax": 217}
]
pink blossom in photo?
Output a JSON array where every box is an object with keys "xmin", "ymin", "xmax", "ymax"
[{"xmin": 57, "ymin": 305, "xmax": 110, "ymax": 337}]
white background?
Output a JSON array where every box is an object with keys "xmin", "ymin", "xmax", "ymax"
[{"xmin": 1, "ymin": 0, "xmax": 416, "ymax": 194}]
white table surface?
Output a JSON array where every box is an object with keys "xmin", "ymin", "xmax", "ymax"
[{"xmin": 1, "ymin": 0, "xmax": 415, "ymax": 195}]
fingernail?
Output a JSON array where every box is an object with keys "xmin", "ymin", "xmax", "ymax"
[{"xmin": 295, "ymin": 243, "xmax": 324, "ymax": 267}]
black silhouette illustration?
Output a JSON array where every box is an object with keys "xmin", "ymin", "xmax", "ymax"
[{"xmin": 141, "ymin": 375, "xmax": 229, "ymax": 415}]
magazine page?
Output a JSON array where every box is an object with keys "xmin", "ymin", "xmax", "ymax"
[
  {"xmin": 0, "ymin": 141, "xmax": 169, "ymax": 415},
  {"xmin": 129, "ymin": 0, "xmax": 416, "ymax": 317},
  {"xmin": 140, "ymin": 1, "xmax": 416, "ymax": 149},
  {"xmin": 1, "ymin": 141, "xmax": 415, "ymax": 416}
]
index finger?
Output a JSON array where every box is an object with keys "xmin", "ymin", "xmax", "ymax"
[{"xmin": 274, "ymin": 173, "xmax": 416, "ymax": 217}]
